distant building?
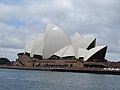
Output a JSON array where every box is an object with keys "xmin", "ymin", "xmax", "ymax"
[{"xmin": 16, "ymin": 23, "xmax": 107, "ymax": 68}]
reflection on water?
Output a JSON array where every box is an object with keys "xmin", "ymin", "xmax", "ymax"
[{"xmin": 0, "ymin": 69, "xmax": 120, "ymax": 90}]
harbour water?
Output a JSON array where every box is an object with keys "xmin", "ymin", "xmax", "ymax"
[{"xmin": 0, "ymin": 69, "xmax": 120, "ymax": 90}]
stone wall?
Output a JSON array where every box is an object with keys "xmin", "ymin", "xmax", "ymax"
[{"xmin": 15, "ymin": 55, "xmax": 83, "ymax": 69}]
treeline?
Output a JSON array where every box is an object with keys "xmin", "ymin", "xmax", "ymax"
[{"xmin": 0, "ymin": 57, "xmax": 11, "ymax": 65}]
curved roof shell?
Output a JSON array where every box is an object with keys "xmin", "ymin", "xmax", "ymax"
[
  {"xmin": 62, "ymin": 45, "xmax": 75, "ymax": 58},
  {"xmin": 71, "ymin": 32, "xmax": 83, "ymax": 43},
  {"xmin": 71, "ymin": 32, "xmax": 83, "ymax": 57},
  {"xmin": 79, "ymin": 36, "xmax": 96, "ymax": 49},
  {"xmin": 54, "ymin": 45, "xmax": 69, "ymax": 57},
  {"xmin": 24, "ymin": 40, "xmax": 35, "ymax": 53},
  {"xmin": 30, "ymin": 33, "xmax": 44, "ymax": 57},
  {"xmin": 84, "ymin": 46, "xmax": 107, "ymax": 61},
  {"xmin": 77, "ymin": 48, "xmax": 88, "ymax": 59},
  {"xmin": 43, "ymin": 23, "xmax": 71, "ymax": 59}
]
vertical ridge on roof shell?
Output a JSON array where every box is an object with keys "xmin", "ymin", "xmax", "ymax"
[
  {"xmin": 24, "ymin": 40, "xmax": 35, "ymax": 54},
  {"xmin": 62, "ymin": 45, "xmax": 75, "ymax": 58},
  {"xmin": 79, "ymin": 36, "xmax": 96, "ymax": 49},
  {"xmin": 54, "ymin": 45, "xmax": 69, "ymax": 57},
  {"xmin": 71, "ymin": 32, "xmax": 83, "ymax": 42},
  {"xmin": 71, "ymin": 32, "xmax": 83, "ymax": 57},
  {"xmin": 84, "ymin": 46, "xmax": 107, "ymax": 61},
  {"xmin": 43, "ymin": 23, "xmax": 71, "ymax": 59},
  {"xmin": 30, "ymin": 33, "xmax": 44, "ymax": 57}
]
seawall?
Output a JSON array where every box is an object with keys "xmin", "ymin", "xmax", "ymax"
[{"xmin": 0, "ymin": 65, "xmax": 120, "ymax": 75}]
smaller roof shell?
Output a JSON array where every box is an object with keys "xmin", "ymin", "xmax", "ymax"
[
  {"xmin": 54, "ymin": 45, "xmax": 69, "ymax": 57},
  {"xmin": 62, "ymin": 45, "xmax": 75, "ymax": 57},
  {"xmin": 24, "ymin": 40, "xmax": 35, "ymax": 53},
  {"xmin": 77, "ymin": 48, "xmax": 88, "ymax": 59},
  {"xmin": 30, "ymin": 33, "xmax": 44, "ymax": 57},
  {"xmin": 71, "ymin": 32, "xmax": 83, "ymax": 57},
  {"xmin": 78, "ymin": 36, "xmax": 96, "ymax": 49},
  {"xmin": 84, "ymin": 46, "xmax": 107, "ymax": 61}
]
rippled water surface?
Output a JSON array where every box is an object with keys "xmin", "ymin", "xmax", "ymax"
[{"xmin": 0, "ymin": 69, "xmax": 120, "ymax": 90}]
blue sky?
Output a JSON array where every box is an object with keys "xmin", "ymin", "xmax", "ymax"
[
  {"xmin": 0, "ymin": 0, "xmax": 24, "ymax": 4},
  {"xmin": 4, "ymin": 18, "xmax": 24, "ymax": 28},
  {"xmin": 0, "ymin": 0, "xmax": 120, "ymax": 61}
]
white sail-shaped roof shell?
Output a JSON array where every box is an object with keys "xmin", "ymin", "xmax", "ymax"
[
  {"xmin": 43, "ymin": 23, "xmax": 71, "ymax": 59},
  {"xmin": 30, "ymin": 33, "xmax": 44, "ymax": 57},
  {"xmin": 78, "ymin": 36, "xmax": 96, "ymax": 49},
  {"xmin": 54, "ymin": 45, "xmax": 69, "ymax": 57},
  {"xmin": 62, "ymin": 45, "xmax": 75, "ymax": 58},
  {"xmin": 71, "ymin": 32, "xmax": 83, "ymax": 57},
  {"xmin": 84, "ymin": 46, "xmax": 107, "ymax": 61},
  {"xmin": 71, "ymin": 32, "xmax": 83, "ymax": 42},
  {"xmin": 77, "ymin": 48, "xmax": 88, "ymax": 59},
  {"xmin": 24, "ymin": 40, "xmax": 34, "ymax": 53}
]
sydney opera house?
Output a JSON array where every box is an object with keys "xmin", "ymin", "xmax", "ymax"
[{"xmin": 16, "ymin": 23, "xmax": 107, "ymax": 68}]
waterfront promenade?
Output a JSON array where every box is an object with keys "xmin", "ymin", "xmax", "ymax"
[{"xmin": 1, "ymin": 65, "xmax": 120, "ymax": 75}]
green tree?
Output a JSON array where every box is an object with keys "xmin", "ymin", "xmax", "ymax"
[{"xmin": 0, "ymin": 57, "xmax": 10, "ymax": 65}]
